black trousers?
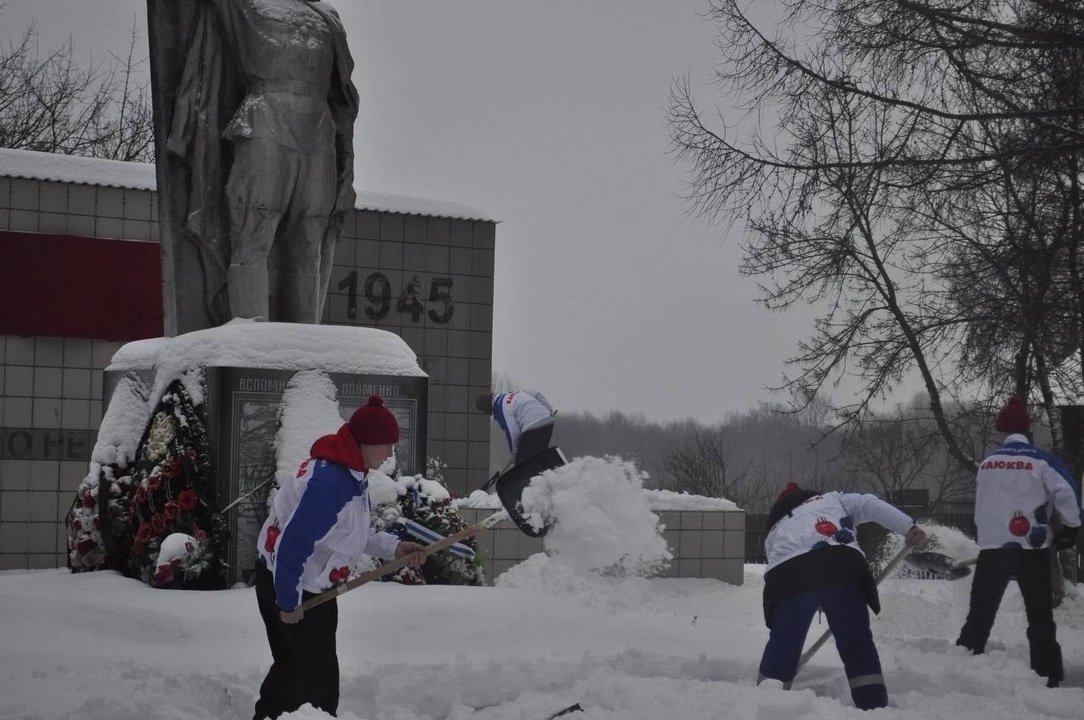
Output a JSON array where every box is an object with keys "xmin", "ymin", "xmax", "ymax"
[
  {"xmin": 254, "ymin": 562, "xmax": 340, "ymax": 719},
  {"xmin": 956, "ymin": 547, "xmax": 1063, "ymax": 686},
  {"xmin": 515, "ymin": 422, "xmax": 553, "ymax": 465}
]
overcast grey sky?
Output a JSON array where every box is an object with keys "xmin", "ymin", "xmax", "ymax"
[{"xmin": 1, "ymin": 0, "xmax": 828, "ymax": 424}]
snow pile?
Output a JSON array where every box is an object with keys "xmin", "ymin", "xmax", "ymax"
[
  {"xmin": 159, "ymin": 321, "xmax": 425, "ymax": 377},
  {"xmin": 106, "ymin": 338, "xmax": 169, "ymax": 372},
  {"xmin": 455, "ymin": 491, "xmax": 503, "ymax": 509},
  {"xmin": 645, "ymin": 488, "xmax": 739, "ymax": 511},
  {"xmin": 104, "ymin": 320, "xmax": 427, "ymax": 403},
  {"xmin": 456, "ymin": 483, "xmax": 742, "ymax": 512},
  {"xmin": 274, "ymin": 371, "xmax": 344, "ymax": 491},
  {"xmin": 366, "ymin": 464, "xmax": 452, "ymax": 511},
  {"xmin": 91, "ymin": 374, "xmax": 151, "ymax": 468},
  {"xmin": 156, "ymin": 533, "xmax": 199, "ymax": 566},
  {"xmin": 516, "ymin": 456, "xmax": 672, "ymax": 577}
]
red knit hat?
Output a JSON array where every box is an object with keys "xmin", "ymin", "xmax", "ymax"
[
  {"xmin": 994, "ymin": 395, "xmax": 1031, "ymax": 435},
  {"xmin": 348, "ymin": 395, "xmax": 400, "ymax": 445},
  {"xmin": 778, "ymin": 482, "xmax": 801, "ymax": 500}
]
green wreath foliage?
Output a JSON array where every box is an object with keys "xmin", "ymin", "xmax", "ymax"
[{"xmin": 371, "ymin": 459, "xmax": 486, "ymax": 587}]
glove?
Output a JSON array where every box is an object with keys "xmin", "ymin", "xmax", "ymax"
[
  {"xmin": 1053, "ymin": 525, "xmax": 1079, "ymax": 551},
  {"xmin": 279, "ymin": 607, "xmax": 304, "ymax": 624},
  {"xmin": 904, "ymin": 525, "xmax": 927, "ymax": 548}
]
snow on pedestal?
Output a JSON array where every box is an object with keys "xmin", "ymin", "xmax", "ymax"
[{"xmin": 90, "ymin": 320, "xmax": 429, "ymax": 587}]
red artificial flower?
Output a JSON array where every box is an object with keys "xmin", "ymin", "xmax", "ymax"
[
  {"xmin": 177, "ymin": 489, "xmax": 198, "ymax": 512},
  {"xmin": 72, "ymin": 519, "xmax": 82, "ymax": 531},
  {"xmin": 161, "ymin": 456, "xmax": 181, "ymax": 479},
  {"xmin": 82, "ymin": 493, "xmax": 96, "ymax": 509},
  {"xmin": 136, "ymin": 523, "xmax": 153, "ymax": 546},
  {"xmin": 163, "ymin": 502, "xmax": 179, "ymax": 521},
  {"xmin": 151, "ymin": 513, "xmax": 167, "ymax": 534},
  {"xmin": 154, "ymin": 563, "xmax": 175, "ymax": 587},
  {"xmin": 148, "ymin": 473, "xmax": 163, "ymax": 492},
  {"xmin": 76, "ymin": 537, "xmax": 97, "ymax": 556}
]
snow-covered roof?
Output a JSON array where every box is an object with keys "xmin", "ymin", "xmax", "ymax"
[{"xmin": 0, "ymin": 147, "xmax": 494, "ymax": 222}]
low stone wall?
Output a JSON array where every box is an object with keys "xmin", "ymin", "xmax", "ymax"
[{"xmin": 458, "ymin": 507, "xmax": 745, "ymax": 585}]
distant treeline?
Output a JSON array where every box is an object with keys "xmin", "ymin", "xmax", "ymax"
[{"xmin": 547, "ymin": 396, "xmax": 1002, "ymax": 514}]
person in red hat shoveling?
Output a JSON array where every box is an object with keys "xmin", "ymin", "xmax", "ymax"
[
  {"xmin": 955, "ymin": 395, "xmax": 1081, "ymax": 688},
  {"xmin": 252, "ymin": 395, "xmax": 426, "ymax": 720}
]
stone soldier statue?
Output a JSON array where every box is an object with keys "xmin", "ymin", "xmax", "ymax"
[{"xmin": 147, "ymin": 0, "xmax": 358, "ymax": 332}]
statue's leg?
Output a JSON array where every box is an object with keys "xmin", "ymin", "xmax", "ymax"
[
  {"xmin": 277, "ymin": 147, "xmax": 337, "ymax": 324},
  {"xmin": 226, "ymin": 140, "xmax": 291, "ymax": 321},
  {"xmin": 277, "ymin": 216, "xmax": 327, "ymax": 324}
]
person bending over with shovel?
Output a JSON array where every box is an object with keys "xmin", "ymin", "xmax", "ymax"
[
  {"xmin": 476, "ymin": 390, "xmax": 557, "ymax": 490},
  {"xmin": 758, "ymin": 482, "xmax": 927, "ymax": 711},
  {"xmin": 955, "ymin": 395, "xmax": 1081, "ymax": 688},
  {"xmin": 253, "ymin": 395, "xmax": 426, "ymax": 720}
]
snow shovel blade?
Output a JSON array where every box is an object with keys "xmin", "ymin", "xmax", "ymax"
[
  {"xmin": 495, "ymin": 447, "xmax": 567, "ymax": 538},
  {"xmin": 905, "ymin": 551, "xmax": 973, "ymax": 580}
]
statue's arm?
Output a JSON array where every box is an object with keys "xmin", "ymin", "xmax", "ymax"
[
  {"xmin": 333, "ymin": 122, "xmax": 356, "ymax": 218},
  {"xmin": 324, "ymin": 3, "xmax": 358, "ymax": 219}
]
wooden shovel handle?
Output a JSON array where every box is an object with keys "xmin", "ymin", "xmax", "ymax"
[
  {"xmin": 796, "ymin": 544, "xmax": 912, "ymax": 673},
  {"xmin": 299, "ymin": 510, "xmax": 507, "ymax": 612}
]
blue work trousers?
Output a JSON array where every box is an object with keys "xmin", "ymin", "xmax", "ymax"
[{"xmin": 759, "ymin": 582, "xmax": 887, "ymax": 710}]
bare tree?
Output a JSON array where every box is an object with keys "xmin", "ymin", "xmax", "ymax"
[
  {"xmin": 659, "ymin": 425, "xmax": 774, "ymax": 509},
  {"xmin": 0, "ymin": 10, "xmax": 153, "ymax": 161},
  {"xmin": 667, "ymin": 0, "xmax": 1084, "ymax": 471}
]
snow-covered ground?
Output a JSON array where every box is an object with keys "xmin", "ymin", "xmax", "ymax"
[
  {"xmin": 13, "ymin": 384, "xmax": 1084, "ymax": 720},
  {"xmin": 3, "ymin": 550, "xmax": 1084, "ymax": 720}
]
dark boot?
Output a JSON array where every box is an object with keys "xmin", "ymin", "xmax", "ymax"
[{"xmin": 1027, "ymin": 626, "xmax": 1063, "ymax": 687}]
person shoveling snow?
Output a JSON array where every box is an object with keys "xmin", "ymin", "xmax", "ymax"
[
  {"xmin": 254, "ymin": 396, "xmax": 426, "ymax": 720},
  {"xmin": 756, "ymin": 482, "xmax": 928, "ymax": 710},
  {"xmin": 477, "ymin": 390, "xmax": 558, "ymax": 472}
]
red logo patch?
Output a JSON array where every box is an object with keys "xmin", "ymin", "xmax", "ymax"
[{"xmin": 264, "ymin": 526, "xmax": 280, "ymax": 553}]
